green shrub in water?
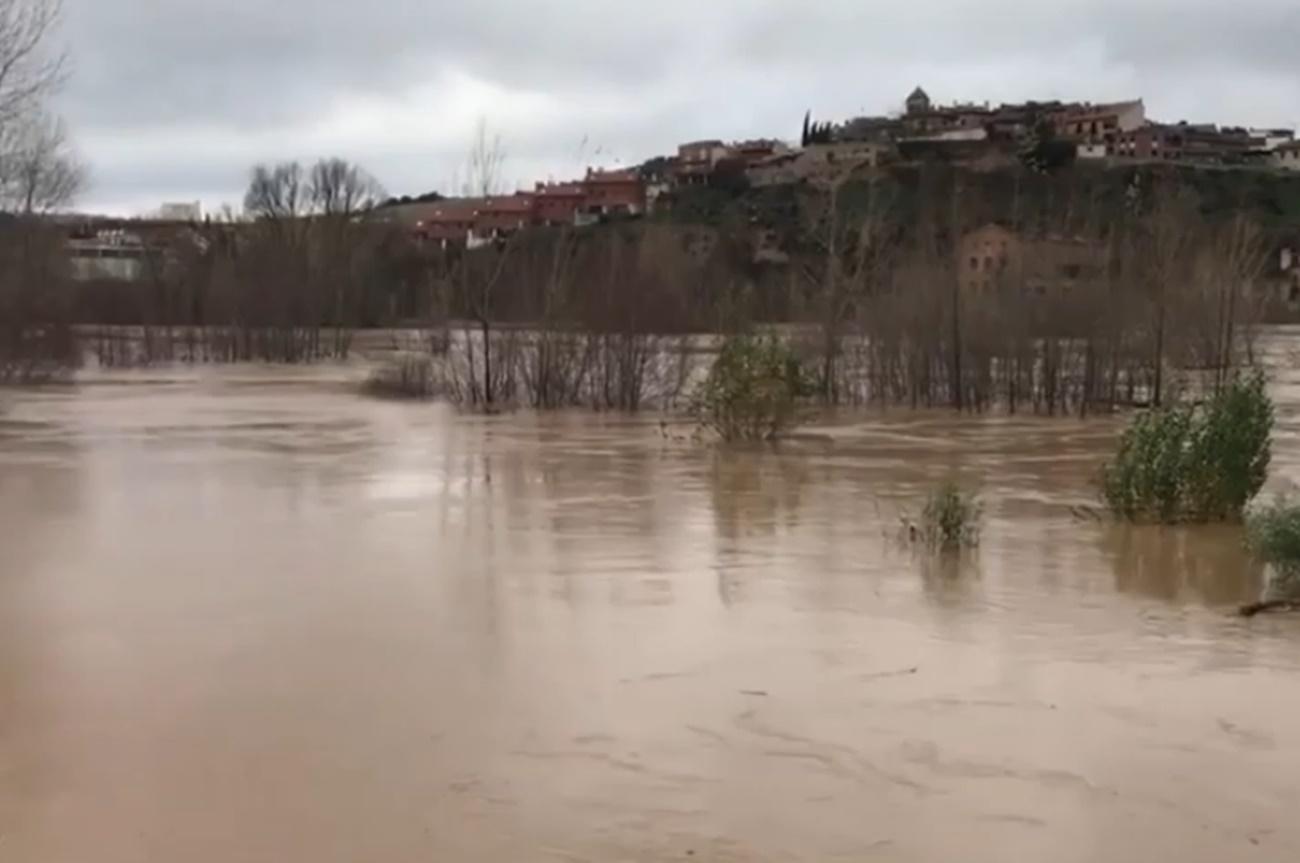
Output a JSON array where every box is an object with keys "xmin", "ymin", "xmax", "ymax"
[
  {"xmin": 1101, "ymin": 371, "xmax": 1272, "ymax": 523},
  {"xmin": 692, "ymin": 334, "xmax": 809, "ymax": 441},
  {"xmin": 1246, "ymin": 499, "xmax": 1300, "ymax": 597},
  {"xmin": 918, "ymin": 482, "xmax": 982, "ymax": 550}
]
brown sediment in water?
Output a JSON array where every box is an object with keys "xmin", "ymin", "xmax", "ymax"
[{"xmin": 4, "ymin": 344, "xmax": 1300, "ymax": 861}]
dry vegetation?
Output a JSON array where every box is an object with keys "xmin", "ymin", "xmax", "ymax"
[
  {"xmin": 39, "ymin": 163, "xmax": 1276, "ymax": 415},
  {"xmin": 0, "ymin": 0, "xmax": 85, "ymax": 384},
  {"xmin": 0, "ymin": 11, "xmax": 1275, "ymax": 412}
]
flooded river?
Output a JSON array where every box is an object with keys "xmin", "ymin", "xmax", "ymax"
[{"xmin": 4, "ymin": 356, "xmax": 1300, "ymax": 861}]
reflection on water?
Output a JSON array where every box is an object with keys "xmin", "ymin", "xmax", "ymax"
[
  {"xmin": 2, "ymin": 354, "xmax": 1300, "ymax": 861},
  {"xmin": 1103, "ymin": 524, "xmax": 1265, "ymax": 604},
  {"xmin": 916, "ymin": 549, "xmax": 984, "ymax": 608}
]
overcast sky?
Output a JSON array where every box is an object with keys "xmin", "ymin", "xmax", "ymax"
[{"xmin": 52, "ymin": 0, "xmax": 1300, "ymax": 215}]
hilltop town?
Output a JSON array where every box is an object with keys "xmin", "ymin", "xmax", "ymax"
[
  {"xmin": 58, "ymin": 86, "xmax": 1300, "ymax": 318},
  {"xmin": 369, "ymin": 86, "xmax": 1300, "ymax": 248}
]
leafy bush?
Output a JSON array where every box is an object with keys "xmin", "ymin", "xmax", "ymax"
[
  {"xmin": 1185, "ymin": 373, "xmax": 1273, "ymax": 519},
  {"xmin": 1246, "ymin": 499, "xmax": 1300, "ymax": 598},
  {"xmin": 916, "ymin": 482, "xmax": 982, "ymax": 550},
  {"xmin": 1100, "ymin": 405, "xmax": 1196, "ymax": 521},
  {"xmin": 1101, "ymin": 371, "xmax": 1272, "ymax": 522},
  {"xmin": 691, "ymin": 334, "xmax": 808, "ymax": 441}
]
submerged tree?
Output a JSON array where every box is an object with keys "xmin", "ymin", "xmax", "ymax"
[{"xmin": 692, "ymin": 333, "xmax": 809, "ymax": 441}]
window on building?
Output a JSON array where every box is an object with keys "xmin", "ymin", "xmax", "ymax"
[
  {"xmin": 970, "ymin": 256, "xmax": 979, "ymax": 271},
  {"xmin": 984, "ymin": 256, "xmax": 993, "ymax": 271}
]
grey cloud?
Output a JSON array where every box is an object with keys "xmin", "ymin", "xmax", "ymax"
[{"xmin": 61, "ymin": 1, "xmax": 690, "ymax": 129}]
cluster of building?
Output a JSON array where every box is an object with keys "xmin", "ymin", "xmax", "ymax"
[
  {"xmin": 374, "ymin": 86, "xmax": 1300, "ymax": 251},
  {"xmin": 384, "ymin": 168, "xmax": 647, "ymax": 248},
  {"xmin": 385, "ymin": 135, "xmax": 886, "ymax": 246},
  {"xmin": 675, "ymin": 87, "xmax": 1300, "ymax": 190},
  {"xmin": 853, "ymin": 86, "xmax": 1300, "ymax": 170},
  {"xmin": 62, "ymin": 88, "xmax": 1300, "ymax": 286},
  {"xmin": 61, "ymin": 201, "xmax": 205, "ymax": 282}
]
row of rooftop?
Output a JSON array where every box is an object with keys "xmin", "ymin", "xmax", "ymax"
[
  {"xmin": 851, "ymin": 87, "xmax": 1299, "ymax": 165},
  {"xmin": 698, "ymin": 87, "xmax": 1300, "ymax": 187},
  {"xmin": 373, "ymin": 87, "xmax": 1299, "ymax": 248},
  {"xmin": 377, "ymin": 168, "xmax": 649, "ymax": 248}
]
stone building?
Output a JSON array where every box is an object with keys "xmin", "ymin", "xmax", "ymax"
[
  {"xmin": 532, "ymin": 182, "xmax": 587, "ymax": 226},
  {"xmin": 1049, "ymin": 100, "xmax": 1146, "ymax": 140},
  {"xmin": 746, "ymin": 141, "xmax": 889, "ymax": 188},
  {"xmin": 1274, "ymin": 142, "xmax": 1300, "ymax": 171},
  {"xmin": 673, "ymin": 140, "xmax": 732, "ymax": 186},
  {"xmin": 583, "ymin": 168, "xmax": 646, "ymax": 216},
  {"xmin": 958, "ymin": 223, "xmax": 1105, "ymax": 298},
  {"xmin": 905, "ymin": 86, "xmax": 932, "ymax": 116}
]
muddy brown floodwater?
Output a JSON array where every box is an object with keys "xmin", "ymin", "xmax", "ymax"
[{"xmin": 5, "ymin": 353, "xmax": 1300, "ymax": 862}]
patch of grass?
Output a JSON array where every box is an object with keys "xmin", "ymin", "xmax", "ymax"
[
  {"xmin": 1101, "ymin": 371, "xmax": 1272, "ymax": 523},
  {"xmin": 911, "ymin": 482, "xmax": 982, "ymax": 550}
]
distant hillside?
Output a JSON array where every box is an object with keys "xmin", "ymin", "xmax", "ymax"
[{"xmin": 658, "ymin": 161, "xmax": 1300, "ymax": 246}]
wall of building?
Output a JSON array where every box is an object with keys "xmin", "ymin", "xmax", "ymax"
[
  {"xmin": 158, "ymin": 202, "xmax": 202, "ymax": 221},
  {"xmin": 1275, "ymin": 148, "xmax": 1300, "ymax": 172},
  {"xmin": 958, "ymin": 224, "xmax": 1105, "ymax": 297},
  {"xmin": 68, "ymin": 241, "xmax": 147, "ymax": 282},
  {"xmin": 747, "ymin": 143, "xmax": 887, "ymax": 187},
  {"xmin": 584, "ymin": 170, "xmax": 646, "ymax": 214},
  {"xmin": 958, "ymin": 224, "xmax": 1019, "ymax": 295}
]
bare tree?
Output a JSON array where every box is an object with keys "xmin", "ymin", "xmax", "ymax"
[
  {"xmin": 244, "ymin": 161, "xmax": 308, "ymax": 221},
  {"xmin": 0, "ymin": 0, "xmax": 63, "ymax": 127},
  {"xmin": 453, "ymin": 120, "xmax": 513, "ymax": 406},
  {"xmin": 0, "ymin": 0, "xmax": 76, "ymax": 383},
  {"xmin": 309, "ymin": 157, "xmax": 385, "ymax": 216},
  {"xmin": 460, "ymin": 117, "xmax": 506, "ymax": 197},
  {"xmin": 1207, "ymin": 211, "xmax": 1266, "ymax": 389},
  {"xmin": 308, "ymin": 158, "xmax": 387, "ymax": 353},
  {"xmin": 0, "ymin": 0, "xmax": 73, "ymax": 214},
  {"xmin": 1137, "ymin": 177, "xmax": 1199, "ymax": 406},
  {"xmin": 0, "ymin": 113, "xmax": 76, "ymax": 380},
  {"xmin": 0, "ymin": 108, "xmax": 83, "ymax": 213}
]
